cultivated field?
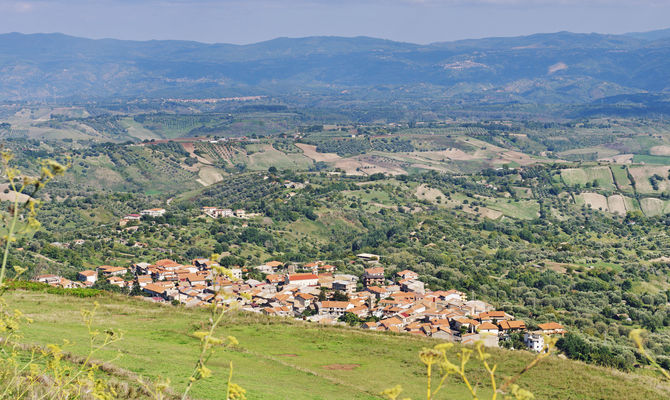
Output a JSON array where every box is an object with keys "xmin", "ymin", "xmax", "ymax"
[
  {"xmin": 628, "ymin": 166, "xmax": 670, "ymax": 193},
  {"xmin": 245, "ymin": 144, "xmax": 313, "ymax": 171},
  {"xmin": 561, "ymin": 166, "xmax": 615, "ymax": 190},
  {"xmin": 295, "ymin": 143, "xmax": 341, "ymax": 162},
  {"xmin": 574, "ymin": 192, "xmax": 609, "ymax": 212},
  {"xmin": 640, "ymin": 197, "xmax": 670, "ymax": 217},
  {"xmin": 610, "ymin": 165, "xmax": 634, "ymax": 192},
  {"xmin": 606, "ymin": 194, "xmax": 627, "ymax": 215}
]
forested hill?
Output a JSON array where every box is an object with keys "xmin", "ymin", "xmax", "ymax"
[{"xmin": 1, "ymin": 30, "xmax": 670, "ymax": 103}]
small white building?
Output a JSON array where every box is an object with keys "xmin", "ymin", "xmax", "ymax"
[
  {"xmin": 140, "ymin": 208, "xmax": 166, "ymax": 217},
  {"xmin": 77, "ymin": 270, "xmax": 98, "ymax": 284},
  {"xmin": 229, "ymin": 268, "xmax": 243, "ymax": 280},
  {"xmin": 318, "ymin": 301, "xmax": 353, "ymax": 317},
  {"xmin": 204, "ymin": 208, "xmax": 234, "ymax": 218},
  {"xmin": 285, "ymin": 273, "xmax": 319, "ymax": 287},
  {"xmin": 35, "ymin": 274, "xmax": 61, "ymax": 285},
  {"xmin": 524, "ymin": 333, "xmax": 545, "ymax": 352}
]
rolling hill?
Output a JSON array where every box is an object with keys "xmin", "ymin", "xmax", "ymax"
[{"xmin": 1, "ymin": 30, "xmax": 670, "ymax": 103}]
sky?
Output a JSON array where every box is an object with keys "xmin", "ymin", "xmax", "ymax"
[{"xmin": 0, "ymin": 0, "xmax": 669, "ymax": 44}]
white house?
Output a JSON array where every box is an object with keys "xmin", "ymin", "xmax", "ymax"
[
  {"xmin": 77, "ymin": 270, "xmax": 98, "ymax": 284},
  {"xmin": 140, "ymin": 208, "xmax": 166, "ymax": 217},
  {"xmin": 229, "ymin": 268, "xmax": 243, "ymax": 280},
  {"xmin": 317, "ymin": 301, "xmax": 354, "ymax": 317},
  {"xmin": 524, "ymin": 333, "xmax": 545, "ymax": 352},
  {"xmin": 35, "ymin": 274, "xmax": 61, "ymax": 285},
  {"xmin": 285, "ymin": 273, "xmax": 319, "ymax": 287},
  {"xmin": 97, "ymin": 265, "xmax": 128, "ymax": 277},
  {"xmin": 204, "ymin": 208, "xmax": 234, "ymax": 218}
]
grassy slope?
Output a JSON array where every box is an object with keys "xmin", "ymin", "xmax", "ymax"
[{"xmin": 6, "ymin": 291, "xmax": 670, "ymax": 400}]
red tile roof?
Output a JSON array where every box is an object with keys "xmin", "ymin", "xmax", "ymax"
[
  {"xmin": 538, "ymin": 322, "xmax": 564, "ymax": 331},
  {"xmin": 321, "ymin": 301, "xmax": 350, "ymax": 308},
  {"xmin": 288, "ymin": 273, "xmax": 318, "ymax": 281}
]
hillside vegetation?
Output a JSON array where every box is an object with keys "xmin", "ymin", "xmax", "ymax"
[
  {"xmin": 2, "ymin": 31, "xmax": 670, "ymax": 107},
  {"xmin": 7, "ymin": 289, "xmax": 670, "ymax": 400}
]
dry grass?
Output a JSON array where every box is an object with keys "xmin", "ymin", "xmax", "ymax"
[
  {"xmin": 649, "ymin": 145, "xmax": 670, "ymax": 156},
  {"xmin": 607, "ymin": 194, "xmax": 627, "ymax": 215},
  {"xmin": 197, "ymin": 166, "xmax": 224, "ymax": 186},
  {"xmin": 295, "ymin": 143, "xmax": 341, "ymax": 162},
  {"xmin": 629, "ymin": 166, "xmax": 670, "ymax": 193}
]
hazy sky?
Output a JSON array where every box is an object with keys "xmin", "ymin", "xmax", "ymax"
[{"xmin": 1, "ymin": 0, "xmax": 669, "ymax": 44}]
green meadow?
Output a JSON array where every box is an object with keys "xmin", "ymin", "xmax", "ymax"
[{"xmin": 5, "ymin": 290, "xmax": 669, "ymax": 400}]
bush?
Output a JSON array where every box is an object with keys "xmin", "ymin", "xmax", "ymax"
[{"xmin": 6, "ymin": 280, "xmax": 103, "ymax": 298}]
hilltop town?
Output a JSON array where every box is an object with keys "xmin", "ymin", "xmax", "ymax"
[{"xmin": 35, "ymin": 253, "xmax": 565, "ymax": 352}]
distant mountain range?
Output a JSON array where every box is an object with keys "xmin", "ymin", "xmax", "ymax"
[{"xmin": 1, "ymin": 29, "xmax": 670, "ymax": 104}]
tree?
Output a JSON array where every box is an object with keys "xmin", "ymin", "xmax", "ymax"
[
  {"xmin": 129, "ymin": 280, "xmax": 143, "ymax": 296},
  {"xmin": 331, "ymin": 290, "xmax": 349, "ymax": 301},
  {"xmin": 339, "ymin": 312, "xmax": 361, "ymax": 326}
]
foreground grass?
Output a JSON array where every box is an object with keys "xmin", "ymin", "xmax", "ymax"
[{"xmin": 6, "ymin": 290, "xmax": 670, "ymax": 400}]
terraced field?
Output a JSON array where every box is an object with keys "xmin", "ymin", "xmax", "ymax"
[{"xmin": 574, "ymin": 192, "xmax": 640, "ymax": 215}]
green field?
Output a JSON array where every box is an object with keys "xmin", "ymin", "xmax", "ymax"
[
  {"xmin": 561, "ymin": 167, "xmax": 616, "ymax": 190},
  {"xmin": 632, "ymin": 154, "xmax": 670, "ymax": 165},
  {"xmin": 486, "ymin": 198, "xmax": 540, "ymax": 220},
  {"xmin": 610, "ymin": 165, "xmax": 634, "ymax": 193},
  {"xmin": 7, "ymin": 290, "xmax": 667, "ymax": 400}
]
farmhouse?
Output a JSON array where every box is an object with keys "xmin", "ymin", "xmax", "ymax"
[
  {"xmin": 477, "ymin": 322, "xmax": 500, "ymax": 335},
  {"xmin": 97, "ymin": 265, "xmax": 128, "ymax": 276},
  {"xmin": 35, "ymin": 274, "xmax": 61, "ymax": 285},
  {"xmin": 203, "ymin": 207, "xmax": 234, "ymax": 218},
  {"xmin": 499, "ymin": 320, "xmax": 527, "ymax": 333},
  {"xmin": 78, "ymin": 270, "xmax": 98, "ymax": 283},
  {"xmin": 140, "ymin": 208, "xmax": 166, "ymax": 217},
  {"xmin": 537, "ymin": 322, "xmax": 566, "ymax": 335}
]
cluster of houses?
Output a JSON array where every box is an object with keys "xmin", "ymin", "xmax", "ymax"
[
  {"xmin": 119, "ymin": 208, "xmax": 166, "ymax": 226},
  {"xmin": 34, "ymin": 260, "xmax": 564, "ymax": 351},
  {"xmin": 201, "ymin": 207, "xmax": 248, "ymax": 219}
]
